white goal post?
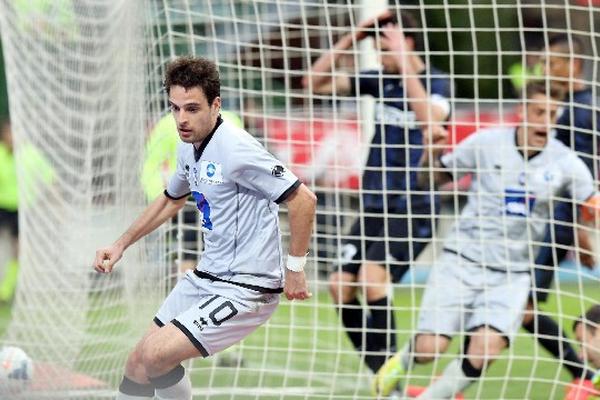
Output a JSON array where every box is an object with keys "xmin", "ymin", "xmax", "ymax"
[{"xmin": 0, "ymin": 1, "xmax": 599, "ymax": 399}]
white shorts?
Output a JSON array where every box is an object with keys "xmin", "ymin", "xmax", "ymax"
[
  {"xmin": 417, "ymin": 251, "xmax": 530, "ymax": 342},
  {"xmin": 155, "ymin": 270, "xmax": 280, "ymax": 357}
]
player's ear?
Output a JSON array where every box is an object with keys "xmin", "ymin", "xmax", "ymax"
[
  {"xmin": 572, "ymin": 56, "xmax": 583, "ymax": 75},
  {"xmin": 212, "ymin": 96, "xmax": 221, "ymax": 114}
]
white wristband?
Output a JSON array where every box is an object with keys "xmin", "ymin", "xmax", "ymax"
[{"xmin": 286, "ymin": 253, "xmax": 307, "ymax": 272}]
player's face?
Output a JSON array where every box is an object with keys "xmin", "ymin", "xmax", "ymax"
[
  {"xmin": 541, "ymin": 45, "xmax": 576, "ymax": 87},
  {"xmin": 522, "ymin": 93, "xmax": 560, "ymax": 150},
  {"xmin": 575, "ymin": 323, "xmax": 600, "ymax": 369},
  {"xmin": 168, "ymin": 85, "xmax": 221, "ymax": 144},
  {"xmin": 376, "ymin": 39, "xmax": 399, "ymax": 74}
]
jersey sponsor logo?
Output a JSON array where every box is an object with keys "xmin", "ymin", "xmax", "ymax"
[
  {"xmin": 191, "ymin": 191, "xmax": 213, "ymax": 231},
  {"xmin": 199, "ymin": 161, "xmax": 223, "ymax": 185},
  {"xmin": 271, "ymin": 165, "xmax": 286, "ymax": 177},
  {"xmin": 374, "ymin": 104, "xmax": 417, "ymax": 129},
  {"xmin": 504, "ymin": 188, "xmax": 536, "ymax": 217}
]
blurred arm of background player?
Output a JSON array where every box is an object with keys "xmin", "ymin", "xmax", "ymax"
[
  {"xmin": 417, "ymin": 124, "xmax": 450, "ymax": 190},
  {"xmin": 303, "ymin": 8, "xmax": 448, "ymax": 128}
]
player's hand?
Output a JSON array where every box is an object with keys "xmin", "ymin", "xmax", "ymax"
[
  {"xmin": 579, "ymin": 251, "xmax": 596, "ymax": 270},
  {"xmin": 93, "ymin": 244, "xmax": 124, "ymax": 274},
  {"xmin": 423, "ymin": 124, "xmax": 448, "ymax": 149},
  {"xmin": 355, "ymin": 9, "xmax": 393, "ymax": 41},
  {"xmin": 284, "ymin": 270, "xmax": 312, "ymax": 301}
]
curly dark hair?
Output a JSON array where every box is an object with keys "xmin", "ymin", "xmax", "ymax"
[
  {"xmin": 574, "ymin": 304, "xmax": 600, "ymax": 333},
  {"xmin": 164, "ymin": 56, "xmax": 221, "ymax": 104}
]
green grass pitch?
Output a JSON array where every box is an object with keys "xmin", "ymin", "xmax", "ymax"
[{"xmin": 1, "ymin": 281, "xmax": 598, "ymax": 399}]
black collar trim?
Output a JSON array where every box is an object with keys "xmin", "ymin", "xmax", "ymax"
[{"xmin": 194, "ymin": 116, "xmax": 223, "ymax": 162}]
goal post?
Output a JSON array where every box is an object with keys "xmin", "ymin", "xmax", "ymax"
[{"xmin": 1, "ymin": 1, "xmax": 599, "ymax": 399}]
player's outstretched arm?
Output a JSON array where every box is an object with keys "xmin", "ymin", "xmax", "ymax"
[
  {"xmin": 93, "ymin": 193, "xmax": 188, "ymax": 273},
  {"xmin": 417, "ymin": 124, "xmax": 451, "ymax": 189},
  {"xmin": 302, "ymin": 34, "xmax": 353, "ymax": 95},
  {"xmin": 381, "ymin": 25, "xmax": 449, "ymax": 126},
  {"xmin": 282, "ymin": 183, "xmax": 317, "ymax": 301},
  {"xmin": 302, "ymin": 11, "xmax": 388, "ymax": 95}
]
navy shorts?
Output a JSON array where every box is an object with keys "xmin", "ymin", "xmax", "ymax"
[
  {"xmin": 530, "ymin": 201, "xmax": 575, "ymax": 303},
  {"xmin": 338, "ymin": 208, "xmax": 434, "ymax": 283}
]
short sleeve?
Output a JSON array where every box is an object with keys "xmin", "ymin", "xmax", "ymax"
[
  {"xmin": 227, "ymin": 135, "xmax": 300, "ymax": 203},
  {"xmin": 349, "ymin": 70, "xmax": 380, "ymax": 98},
  {"xmin": 439, "ymin": 131, "xmax": 482, "ymax": 180},
  {"xmin": 565, "ymin": 156, "xmax": 595, "ymax": 203},
  {"xmin": 165, "ymin": 145, "xmax": 191, "ymax": 200},
  {"xmin": 429, "ymin": 76, "xmax": 452, "ymax": 119}
]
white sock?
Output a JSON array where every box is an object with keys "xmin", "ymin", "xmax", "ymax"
[
  {"xmin": 417, "ymin": 359, "xmax": 475, "ymax": 399},
  {"xmin": 116, "ymin": 393, "xmax": 154, "ymax": 400},
  {"xmin": 399, "ymin": 342, "xmax": 413, "ymax": 371},
  {"xmin": 155, "ymin": 372, "xmax": 192, "ymax": 400}
]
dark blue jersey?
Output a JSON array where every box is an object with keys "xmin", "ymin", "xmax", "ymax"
[
  {"xmin": 555, "ymin": 88, "xmax": 599, "ymax": 177},
  {"xmin": 350, "ymin": 67, "xmax": 451, "ymax": 212}
]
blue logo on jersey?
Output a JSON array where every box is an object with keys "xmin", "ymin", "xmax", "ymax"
[
  {"xmin": 191, "ymin": 191, "xmax": 213, "ymax": 230},
  {"xmin": 206, "ymin": 163, "xmax": 216, "ymax": 178},
  {"xmin": 504, "ymin": 189, "xmax": 536, "ymax": 217}
]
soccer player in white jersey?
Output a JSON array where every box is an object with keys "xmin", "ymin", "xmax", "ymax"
[
  {"xmin": 373, "ymin": 81, "xmax": 599, "ymax": 398},
  {"xmin": 93, "ymin": 56, "xmax": 317, "ymax": 400}
]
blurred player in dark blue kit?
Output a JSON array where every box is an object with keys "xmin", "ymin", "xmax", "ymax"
[
  {"xmin": 522, "ymin": 34, "xmax": 600, "ymax": 399},
  {"xmin": 303, "ymin": 9, "xmax": 450, "ymax": 372}
]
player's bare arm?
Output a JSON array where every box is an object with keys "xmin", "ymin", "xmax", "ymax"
[
  {"xmin": 302, "ymin": 11, "xmax": 392, "ymax": 95},
  {"xmin": 417, "ymin": 124, "xmax": 451, "ymax": 190},
  {"xmin": 381, "ymin": 25, "xmax": 448, "ymax": 125},
  {"xmin": 282, "ymin": 183, "xmax": 317, "ymax": 301},
  {"xmin": 302, "ymin": 35, "xmax": 353, "ymax": 95},
  {"xmin": 93, "ymin": 193, "xmax": 187, "ymax": 274}
]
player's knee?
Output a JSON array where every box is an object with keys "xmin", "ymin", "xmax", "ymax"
[
  {"xmin": 141, "ymin": 340, "xmax": 169, "ymax": 377},
  {"xmin": 413, "ymin": 334, "xmax": 450, "ymax": 363},
  {"xmin": 124, "ymin": 349, "xmax": 145, "ymax": 379},
  {"xmin": 360, "ymin": 263, "xmax": 388, "ymax": 302},
  {"xmin": 466, "ymin": 328, "xmax": 507, "ymax": 369},
  {"xmin": 328, "ymin": 272, "xmax": 356, "ymax": 304}
]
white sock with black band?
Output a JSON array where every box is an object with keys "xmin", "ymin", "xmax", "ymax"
[
  {"xmin": 116, "ymin": 376, "xmax": 155, "ymax": 399},
  {"xmin": 148, "ymin": 364, "xmax": 192, "ymax": 400}
]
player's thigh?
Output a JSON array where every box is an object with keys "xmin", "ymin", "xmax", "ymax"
[
  {"xmin": 141, "ymin": 322, "xmax": 201, "ymax": 374},
  {"xmin": 417, "ymin": 252, "xmax": 477, "ymax": 337},
  {"xmin": 125, "ymin": 322, "xmax": 162, "ymax": 379},
  {"xmin": 155, "ymin": 272, "xmax": 202, "ymax": 327},
  {"xmin": 469, "ymin": 271, "xmax": 531, "ymax": 344},
  {"xmin": 173, "ymin": 290, "xmax": 279, "ymax": 357}
]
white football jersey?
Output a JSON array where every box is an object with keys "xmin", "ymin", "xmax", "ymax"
[
  {"xmin": 166, "ymin": 117, "xmax": 300, "ymax": 290},
  {"xmin": 440, "ymin": 127, "xmax": 595, "ymax": 272}
]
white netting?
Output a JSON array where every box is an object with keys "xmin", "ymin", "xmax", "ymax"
[
  {"xmin": 0, "ymin": 1, "xmax": 169, "ymax": 397},
  {"xmin": 1, "ymin": 1, "xmax": 600, "ymax": 399}
]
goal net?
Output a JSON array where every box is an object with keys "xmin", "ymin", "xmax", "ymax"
[{"xmin": 1, "ymin": 1, "xmax": 599, "ymax": 399}]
